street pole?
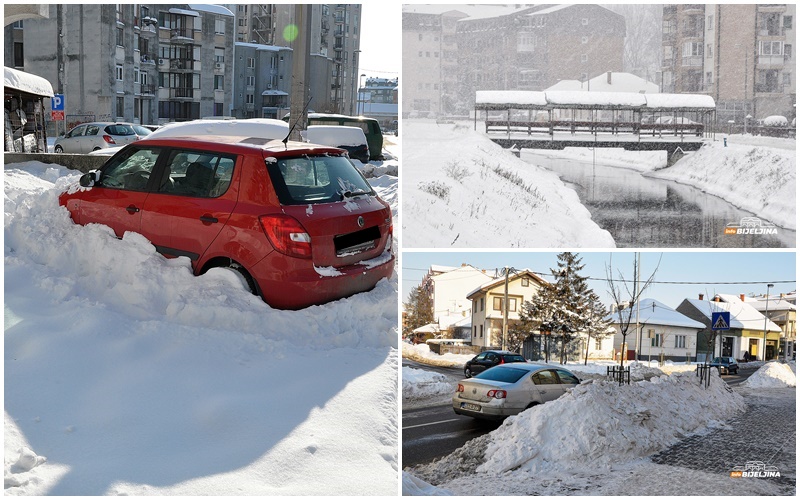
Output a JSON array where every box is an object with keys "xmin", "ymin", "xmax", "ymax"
[
  {"xmin": 634, "ymin": 253, "xmax": 641, "ymax": 361},
  {"xmin": 502, "ymin": 267, "xmax": 510, "ymax": 351},
  {"xmin": 762, "ymin": 284, "xmax": 773, "ymax": 360}
]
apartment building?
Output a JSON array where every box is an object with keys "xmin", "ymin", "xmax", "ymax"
[
  {"xmin": 420, "ymin": 264, "xmax": 494, "ymax": 327},
  {"xmin": 231, "ymin": 42, "xmax": 292, "ymax": 119},
  {"xmin": 661, "ymin": 4, "xmax": 796, "ymax": 123},
  {"xmin": 4, "ymin": 4, "xmax": 235, "ymax": 126},
  {"xmin": 357, "ymin": 77, "xmax": 398, "ymax": 130},
  {"xmin": 402, "ymin": 4, "xmax": 625, "ymax": 117},
  {"xmin": 231, "ymin": 4, "xmax": 362, "ymax": 115}
]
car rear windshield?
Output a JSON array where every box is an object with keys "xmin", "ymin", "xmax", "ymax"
[
  {"xmin": 266, "ymin": 154, "xmax": 375, "ymax": 205},
  {"xmin": 501, "ymin": 354, "xmax": 526, "ymax": 363},
  {"xmin": 474, "ymin": 366, "xmax": 528, "ymax": 384},
  {"xmin": 105, "ymin": 124, "xmax": 136, "ymax": 136}
]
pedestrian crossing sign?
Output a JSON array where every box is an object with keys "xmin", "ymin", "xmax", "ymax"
[{"xmin": 712, "ymin": 311, "xmax": 731, "ymax": 330}]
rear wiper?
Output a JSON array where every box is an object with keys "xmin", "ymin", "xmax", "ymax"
[{"xmin": 340, "ymin": 189, "xmax": 370, "ymax": 199}]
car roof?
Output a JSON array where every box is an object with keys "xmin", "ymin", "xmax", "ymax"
[
  {"xmin": 487, "ymin": 362, "xmax": 574, "ymax": 373},
  {"xmin": 134, "ymin": 135, "xmax": 347, "ymax": 157},
  {"xmin": 484, "ymin": 350, "xmax": 525, "ymax": 355}
]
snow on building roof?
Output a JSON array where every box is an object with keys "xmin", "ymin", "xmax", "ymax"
[
  {"xmin": 413, "ymin": 323, "xmax": 440, "ymax": 334},
  {"xmin": 525, "ymin": 4, "xmax": 575, "ymax": 15},
  {"xmin": 682, "ymin": 299, "xmax": 781, "ymax": 332},
  {"xmin": 475, "ymin": 89, "xmax": 715, "ymax": 110},
  {"xmin": 188, "ymin": 4, "xmax": 233, "ymax": 17},
  {"xmin": 545, "ymin": 90, "xmax": 648, "ymax": 108},
  {"xmin": 261, "ymin": 90, "xmax": 288, "ymax": 96},
  {"xmin": 4, "ymin": 66, "xmax": 54, "ymax": 97},
  {"xmin": 438, "ymin": 313, "xmax": 472, "ymax": 329},
  {"xmin": 429, "ymin": 264, "xmax": 460, "ymax": 274},
  {"xmin": 545, "ymin": 79, "xmax": 584, "ymax": 92},
  {"xmin": 608, "ymin": 299, "xmax": 705, "ymax": 330},
  {"xmin": 168, "ymin": 7, "xmax": 200, "ymax": 17},
  {"xmin": 456, "ymin": 5, "xmax": 537, "ymax": 21},
  {"xmin": 235, "ymin": 42, "xmax": 291, "ymax": 52},
  {"xmin": 466, "ymin": 269, "xmax": 548, "ymax": 299}
]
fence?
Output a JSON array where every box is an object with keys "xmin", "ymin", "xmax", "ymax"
[
  {"xmin": 607, "ymin": 365, "xmax": 630, "ymax": 386},
  {"xmin": 695, "ymin": 364, "xmax": 714, "ymax": 388}
]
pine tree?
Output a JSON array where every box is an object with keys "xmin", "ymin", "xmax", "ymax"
[{"xmin": 402, "ymin": 285, "xmax": 434, "ymax": 338}]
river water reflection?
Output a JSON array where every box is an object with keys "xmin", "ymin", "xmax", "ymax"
[{"xmin": 522, "ymin": 151, "xmax": 795, "ymax": 248}]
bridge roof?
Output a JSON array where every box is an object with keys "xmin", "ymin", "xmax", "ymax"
[{"xmin": 475, "ymin": 90, "xmax": 716, "ymax": 111}]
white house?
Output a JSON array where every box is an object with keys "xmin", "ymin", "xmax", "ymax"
[
  {"xmin": 608, "ymin": 298, "xmax": 705, "ymax": 362},
  {"xmin": 466, "ymin": 270, "xmax": 548, "ymax": 349},
  {"xmin": 422, "ymin": 264, "xmax": 494, "ymax": 325},
  {"xmin": 545, "ymin": 71, "xmax": 660, "ymax": 94}
]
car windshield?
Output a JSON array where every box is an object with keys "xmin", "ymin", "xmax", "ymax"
[
  {"xmin": 132, "ymin": 125, "xmax": 152, "ymax": 136},
  {"xmin": 266, "ymin": 154, "xmax": 374, "ymax": 205},
  {"xmin": 105, "ymin": 124, "xmax": 136, "ymax": 136},
  {"xmin": 474, "ymin": 366, "xmax": 528, "ymax": 383}
]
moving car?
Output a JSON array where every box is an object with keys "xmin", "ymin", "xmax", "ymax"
[
  {"xmin": 463, "ymin": 350, "xmax": 527, "ymax": 378},
  {"xmin": 709, "ymin": 356, "xmax": 739, "ymax": 375},
  {"xmin": 54, "ymin": 122, "xmax": 142, "ymax": 153},
  {"xmin": 453, "ymin": 363, "xmax": 581, "ymax": 420},
  {"xmin": 58, "ymin": 119, "xmax": 395, "ymax": 310}
]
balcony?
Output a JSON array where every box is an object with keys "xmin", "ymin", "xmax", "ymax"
[
  {"xmin": 140, "ymin": 83, "xmax": 156, "ymax": 95},
  {"xmin": 140, "ymin": 53, "xmax": 157, "ymax": 65},
  {"xmin": 681, "ymin": 55, "xmax": 703, "ymax": 67},
  {"xmin": 758, "ymin": 55, "xmax": 785, "ymax": 66},
  {"xmin": 169, "ymin": 87, "xmax": 196, "ymax": 99},
  {"xmin": 169, "ymin": 59, "xmax": 198, "ymax": 71},
  {"xmin": 755, "ymin": 83, "xmax": 784, "ymax": 93},
  {"xmin": 170, "ymin": 28, "xmax": 194, "ymax": 43}
]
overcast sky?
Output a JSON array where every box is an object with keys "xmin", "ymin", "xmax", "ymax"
[{"xmin": 401, "ymin": 251, "xmax": 797, "ymax": 309}]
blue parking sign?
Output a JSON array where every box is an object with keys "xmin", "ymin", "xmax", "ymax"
[{"xmin": 52, "ymin": 94, "xmax": 64, "ymax": 111}]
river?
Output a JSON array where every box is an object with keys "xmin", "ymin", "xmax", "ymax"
[{"xmin": 522, "ymin": 150, "xmax": 795, "ymax": 248}]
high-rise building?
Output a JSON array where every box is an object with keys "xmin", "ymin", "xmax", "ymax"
[
  {"xmin": 402, "ymin": 4, "xmax": 626, "ymax": 117},
  {"xmin": 231, "ymin": 4, "xmax": 362, "ymax": 115},
  {"xmin": 661, "ymin": 4, "xmax": 795, "ymax": 123},
  {"xmin": 4, "ymin": 4, "xmax": 235, "ymax": 126}
]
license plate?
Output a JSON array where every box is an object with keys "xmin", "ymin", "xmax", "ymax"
[{"xmin": 461, "ymin": 402, "xmax": 481, "ymax": 412}]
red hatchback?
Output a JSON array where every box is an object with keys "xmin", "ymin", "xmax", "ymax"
[{"xmin": 58, "ymin": 134, "xmax": 394, "ymax": 309}]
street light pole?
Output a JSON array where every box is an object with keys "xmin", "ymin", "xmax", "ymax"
[{"xmin": 763, "ymin": 283, "xmax": 774, "ymax": 360}]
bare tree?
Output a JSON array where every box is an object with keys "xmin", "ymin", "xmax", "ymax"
[{"xmin": 606, "ymin": 253, "xmax": 662, "ymax": 370}]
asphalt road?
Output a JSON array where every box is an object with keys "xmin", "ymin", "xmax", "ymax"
[{"xmin": 402, "ymin": 363, "xmax": 761, "ymax": 468}]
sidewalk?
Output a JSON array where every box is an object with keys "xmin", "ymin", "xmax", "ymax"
[{"xmin": 650, "ymin": 386, "xmax": 796, "ymax": 495}]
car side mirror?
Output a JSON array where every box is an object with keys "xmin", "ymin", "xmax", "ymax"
[{"xmin": 79, "ymin": 171, "xmax": 98, "ymax": 187}]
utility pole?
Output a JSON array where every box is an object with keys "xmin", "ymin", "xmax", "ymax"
[
  {"xmin": 634, "ymin": 253, "xmax": 641, "ymax": 361},
  {"xmin": 763, "ymin": 283, "xmax": 774, "ymax": 360},
  {"xmin": 502, "ymin": 267, "xmax": 510, "ymax": 351},
  {"xmin": 288, "ymin": 4, "xmax": 312, "ymax": 142}
]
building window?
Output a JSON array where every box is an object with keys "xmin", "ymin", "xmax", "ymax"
[
  {"xmin": 649, "ymin": 330, "xmax": 661, "ymax": 347},
  {"xmin": 473, "ymin": 301, "xmax": 477, "ymax": 313},
  {"xmin": 581, "ymin": 18, "xmax": 588, "ymax": 26},
  {"xmin": 595, "ymin": 338, "xmax": 603, "ymax": 350},
  {"xmin": 246, "ymin": 94, "xmax": 254, "ymax": 104},
  {"xmin": 521, "ymin": 278, "xmax": 529, "ymax": 287},
  {"xmin": 134, "ymin": 98, "xmax": 139, "ymax": 119},
  {"xmin": 783, "ymin": 72, "xmax": 791, "ymax": 86},
  {"xmin": 492, "ymin": 297, "xmax": 517, "ymax": 312},
  {"xmin": 707, "ymin": 15, "xmax": 713, "ymax": 29},
  {"xmin": 662, "ymin": 18, "xmax": 676, "ymax": 34},
  {"xmin": 215, "ymin": 48, "xmax": 225, "ymax": 63},
  {"xmin": 134, "ymin": 68, "xmax": 140, "ymax": 84},
  {"xmin": 674, "ymin": 335, "xmax": 686, "ymax": 349},
  {"xmin": 784, "ymin": 15, "xmax": 793, "ymax": 30},
  {"xmin": 116, "ymin": 96, "xmax": 124, "ymax": 117},
  {"xmin": 215, "ymin": 18, "xmax": 225, "ymax": 34},
  {"xmin": 759, "ymin": 41, "xmax": 783, "ymax": 56},
  {"xmin": 418, "ymin": 33, "xmax": 422, "ymax": 41},
  {"xmin": 706, "ymin": 44, "xmax": 713, "ymax": 59},
  {"xmin": 785, "ymin": 44, "xmax": 793, "ymax": 61},
  {"xmin": 581, "ymin": 54, "xmax": 588, "ymax": 63},
  {"xmin": 13, "ymin": 42, "xmax": 23, "ymax": 67},
  {"xmin": 473, "ymin": 326, "xmax": 477, "ymax": 338},
  {"xmin": 116, "ymin": 27, "xmax": 124, "ymax": 47},
  {"xmin": 480, "ymin": 298, "xmax": 484, "ymax": 311},
  {"xmin": 706, "ymin": 71, "xmax": 713, "ymax": 84},
  {"xmin": 116, "ymin": 65, "xmax": 123, "ymax": 81},
  {"xmin": 247, "ymin": 57, "xmax": 255, "ymax": 68},
  {"xmin": 479, "ymin": 325, "xmax": 483, "ymax": 338},
  {"xmin": 214, "ymin": 75, "xmax": 224, "ymax": 90},
  {"xmin": 246, "ymin": 76, "xmax": 255, "ymax": 86}
]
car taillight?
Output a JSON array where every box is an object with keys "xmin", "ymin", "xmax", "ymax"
[
  {"xmin": 102, "ymin": 135, "xmax": 116, "ymax": 144},
  {"xmin": 499, "ymin": 358, "xmax": 505, "ymax": 364},
  {"xmin": 384, "ymin": 221, "xmax": 394, "ymax": 252},
  {"xmin": 259, "ymin": 214, "xmax": 312, "ymax": 259},
  {"xmin": 487, "ymin": 390, "xmax": 507, "ymax": 399},
  {"xmin": 457, "ymin": 384, "xmax": 464, "ymax": 393}
]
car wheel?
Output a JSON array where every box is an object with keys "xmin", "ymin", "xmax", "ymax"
[
  {"xmin": 226, "ymin": 263, "xmax": 259, "ymax": 296},
  {"xmin": 54, "ymin": 145, "xmax": 63, "ymax": 153},
  {"xmin": 525, "ymin": 402, "xmax": 539, "ymax": 410},
  {"xmin": 464, "ymin": 367, "xmax": 473, "ymax": 378}
]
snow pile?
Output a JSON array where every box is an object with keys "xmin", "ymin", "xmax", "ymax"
[
  {"xmin": 403, "ymin": 120, "xmax": 615, "ymax": 248},
  {"xmin": 402, "ymin": 342, "xmax": 475, "ymax": 368},
  {"xmin": 742, "ymin": 362, "xmax": 796, "ymax": 388},
  {"xmin": 651, "ymin": 138, "xmax": 795, "ymax": 229},
  {"xmin": 5, "ymin": 161, "xmax": 398, "ymax": 495},
  {"xmin": 403, "ymin": 367, "xmax": 454, "ymax": 400},
  {"xmin": 762, "ymin": 115, "xmax": 788, "ymax": 127},
  {"xmin": 476, "ymin": 372, "xmax": 744, "ymax": 474},
  {"xmin": 402, "ymin": 471, "xmax": 452, "ymax": 496}
]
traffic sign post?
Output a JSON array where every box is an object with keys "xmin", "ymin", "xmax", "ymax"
[
  {"xmin": 52, "ymin": 94, "xmax": 65, "ymax": 137},
  {"xmin": 712, "ymin": 312, "xmax": 731, "ymax": 331}
]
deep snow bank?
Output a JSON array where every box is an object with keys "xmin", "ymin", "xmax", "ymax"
[
  {"xmin": 402, "ymin": 367, "xmax": 454, "ymax": 401},
  {"xmin": 401, "ymin": 342, "xmax": 474, "ymax": 368},
  {"xmin": 650, "ymin": 137, "xmax": 795, "ymax": 229},
  {"xmin": 402, "ymin": 119, "xmax": 615, "ymax": 248},
  {"xmin": 743, "ymin": 361, "xmax": 796, "ymax": 388}
]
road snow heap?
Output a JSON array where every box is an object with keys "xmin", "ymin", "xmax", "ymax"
[
  {"xmin": 742, "ymin": 362, "xmax": 796, "ymax": 388},
  {"xmin": 478, "ymin": 372, "xmax": 745, "ymax": 474}
]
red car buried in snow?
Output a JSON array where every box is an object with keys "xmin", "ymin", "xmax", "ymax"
[{"xmin": 58, "ymin": 121, "xmax": 394, "ymax": 309}]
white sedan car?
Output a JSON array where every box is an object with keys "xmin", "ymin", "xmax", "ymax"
[{"xmin": 453, "ymin": 363, "xmax": 581, "ymax": 420}]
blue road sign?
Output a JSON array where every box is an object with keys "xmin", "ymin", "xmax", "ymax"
[
  {"xmin": 712, "ymin": 311, "xmax": 731, "ymax": 331},
  {"xmin": 52, "ymin": 94, "xmax": 64, "ymax": 111}
]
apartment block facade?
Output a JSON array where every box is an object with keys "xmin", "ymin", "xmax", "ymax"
[
  {"xmin": 231, "ymin": 42, "xmax": 292, "ymax": 119},
  {"xmin": 402, "ymin": 4, "xmax": 625, "ymax": 117},
  {"xmin": 230, "ymin": 4, "xmax": 362, "ymax": 115},
  {"xmin": 4, "ymin": 4, "xmax": 235, "ymax": 126},
  {"xmin": 661, "ymin": 4, "xmax": 796, "ymax": 123}
]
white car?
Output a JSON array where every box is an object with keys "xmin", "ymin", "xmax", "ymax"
[{"xmin": 305, "ymin": 125, "xmax": 370, "ymax": 163}]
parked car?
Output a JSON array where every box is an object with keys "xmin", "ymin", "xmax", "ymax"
[
  {"xmin": 54, "ymin": 122, "xmax": 141, "ymax": 153},
  {"xmin": 132, "ymin": 125, "xmax": 153, "ymax": 137},
  {"xmin": 453, "ymin": 363, "xmax": 581, "ymax": 420},
  {"xmin": 709, "ymin": 356, "xmax": 739, "ymax": 375},
  {"xmin": 58, "ymin": 119, "xmax": 395, "ymax": 310},
  {"xmin": 284, "ymin": 113, "xmax": 384, "ymax": 160},
  {"xmin": 305, "ymin": 125, "xmax": 370, "ymax": 163},
  {"xmin": 463, "ymin": 350, "xmax": 526, "ymax": 378}
]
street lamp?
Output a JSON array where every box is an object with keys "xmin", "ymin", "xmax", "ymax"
[
  {"xmin": 763, "ymin": 283, "xmax": 774, "ymax": 360},
  {"xmin": 358, "ymin": 73, "xmax": 366, "ymax": 116}
]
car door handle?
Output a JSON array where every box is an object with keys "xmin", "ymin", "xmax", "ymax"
[
  {"xmin": 126, "ymin": 205, "xmax": 140, "ymax": 214},
  {"xmin": 199, "ymin": 215, "xmax": 218, "ymax": 224}
]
